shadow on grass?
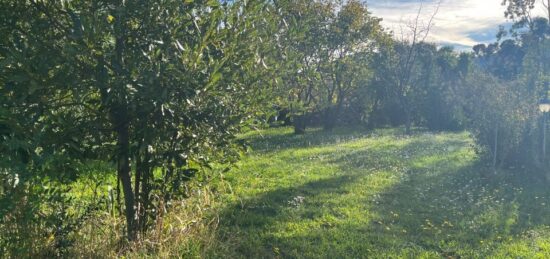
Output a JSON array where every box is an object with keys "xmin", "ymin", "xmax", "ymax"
[
  {"xmin": 366, "ymin": 161, "xmax": 550, "ymax": 257},
  {"xmin": 212, "ymin": 174, "xmax": 362, "ymax": 258},
  {"xmin": 212, "ymin": 128, "xmax": 550, "ymax": 258},
  {"xmin": 242, "ymin": 127, "xmax": 372, "ymax": 154}
]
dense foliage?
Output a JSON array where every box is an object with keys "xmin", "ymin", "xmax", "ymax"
[
  {"xmin": 468, "ymin": 16, "xmax": 550, "ymax": 168},
  {"xmin": 1, "ymin": 0, "xmax": 272, "ymax": 255},
  {"xmin": 0, "ymin": 0, "xmax": 549, "ymax": 257}
]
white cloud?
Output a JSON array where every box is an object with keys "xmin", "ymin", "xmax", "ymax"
[{"xmin": 368, "ymin": 0, "xmax": 512, "ymax": 50}]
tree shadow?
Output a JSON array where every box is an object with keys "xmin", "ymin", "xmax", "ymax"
[
  {"xmin": 212, "ymin": 174, "xmax": 363, "ymax": 258},
  {"xmin": 211, "ymin": 131, "xmax": 473, "ymax": 257},
  {"xmin": 212, "ymin": 129, "xmax": 550, "ymax": 258},
  {"xmin": 360, "ymin": 156, "xmax": 550, "ymax": 257},
  {"xmin": 241, "ymin": 127, "xmax": 372, "ymax": 154}
]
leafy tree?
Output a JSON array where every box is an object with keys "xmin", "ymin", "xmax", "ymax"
[
  {"xmin": 270, "ymin": 0, "xmax": 334, "ymax": 134},
  {"xmin": 319, "ymin": 0, "xmax": 383, "ymax": 130},
  {"xmin": 370, "ymin": 3, "xmax": 440, "ymax": 134},
  {"xmin": 503, "ymin": 0, "xmax": 550, "ymax": 25},
  {"xmin": 273, "ymin": 0, "xmax": 383, "ymax": 132},
  {"xmin": 462, "ymin": 7, "xmax": 549, "ymax": 170},
  {"xmin": 414, "ymin": 46, "xmax": 468, "ymax": 131},
  {"xmin": 459, "ymin": 69, "xmax": 536, "ymax": 168},
  {"xmin": 0, "ymin": 0, "xmax": 271, "ymax": 243}
]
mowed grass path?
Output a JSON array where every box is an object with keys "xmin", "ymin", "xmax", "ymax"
[{"xmin": 205, "ymin": 127, "xmax": 550, "ymax": 258}]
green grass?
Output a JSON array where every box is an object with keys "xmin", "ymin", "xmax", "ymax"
[
  {"xmin": 73, "ymin": 126, "xmax": 550, "ymax": 258},
  {"xmin": 191, "ymin": 127, "xmax": 550, "ymax": 258}
]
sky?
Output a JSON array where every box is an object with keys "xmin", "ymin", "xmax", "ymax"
[{"xmin": 366, "ymin": 0, "xmax": 525, "ymax": 51}]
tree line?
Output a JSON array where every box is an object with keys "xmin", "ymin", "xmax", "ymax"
[{"xmin": 0, "ymin": 0, "xmax": 548, "ymax": 256}]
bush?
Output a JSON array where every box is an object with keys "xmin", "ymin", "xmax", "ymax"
[{"xmin": 460, "ymin": 70, "xmax": 540, "ymax": 168}]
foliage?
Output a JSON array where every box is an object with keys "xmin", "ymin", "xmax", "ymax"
[
  {"xmin": 0, "ymin": 0, "xmax": 272, "ymax": 250},
  {"xmin": 2, "ymin": 0, "xmax": 550, "ymax": 256},
  {"xmin": 459, "ymin": 70, "xmax": 537, "ymax": 167},
  {"xmin": 502, "ymin": 0, "xmax": 550, "ymax": 24},
  {"xmin": 465, "ymin": 16, "xmax": 549, "ymax": 169},
  {"xmin": 271, "ymin": 0, "xmax": 384, "ymax": 133},
  {"xmin": 370, "ymin": 42, "xmax": 467, "ymax": 131}
]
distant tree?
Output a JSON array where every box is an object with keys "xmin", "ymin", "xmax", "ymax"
[
  {"xmin": 270, "ymin": 0, "xmax": 334, "ymax": 134},
  {"xmin": 371, "ymin": 2, "xmax": 441, "ymax": 134},
  {"xmin": 319, "ymin": 0, "xmax": 383, "ymax": 131},
  {"xmin": 503, "ymin": 0, "xmax": 550, "ymax": 25},
  {"xmin": 272, "ymin": 0, "xmax": 383, "ymax": 133},
  {"xmin": 418, "ymin": 46, "xmax": 469, "ymax": 131},
  {"xmin": 473, "ymin": 40, "xmax": 525, "ymax": 80}
]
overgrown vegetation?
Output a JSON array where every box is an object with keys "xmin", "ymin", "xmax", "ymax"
[
  {"xmin": 1, "ymin": 0, "xmax": 271, "ymax": 252},
  {"xmin": 1, "ymin": 0, "xmax": 549, "ymax": 257}
]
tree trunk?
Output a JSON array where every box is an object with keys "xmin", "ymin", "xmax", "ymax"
[
  {"xmin": 543, "ymin": 114, "xmax": 547, "ymax": 164},
  {"xmin": 116, "ymin": 176, "xmax": 122, "ymax": 215},
  {"xmin": 134, "ymin": 153, "xmax": 142, "ymax": 234},
  {"xmin": 404, "ymin": 109, "xmax": 412, "ymax": 135},
  {"xmin": 111, "ymin": 0, "xmax": 136, "ymax": 241},
  {"xmin": 140, "ymin": 157, "xmax": 152, "ymax": 232},
  {"xmin": 399, "ymin": 93, "xmax": 412, "ymax": 135},
  {"xmin": 136, "ymin": 148, "xmax": 152, "ymax": 232},
  {"xmin": 493, "ymin": 125, "xmax": 499, "ymax": 170},
  {"xmin": 334, "ymin": 92, "xmax": 344, "ymax": 127},
  {"xmin": 294, "ymin": 114, "xmax": 306, "ymax": 134},
  {"xmin": 115, "ymin": 121, "xmax": 137, "ymax": 241},
  {"xmin": 324, "ymin": 85, "xmax": 336, "ymax": 131},
  {"xmin": 323, "ymin": 106, "xmax": 335, "ymax": 131}
]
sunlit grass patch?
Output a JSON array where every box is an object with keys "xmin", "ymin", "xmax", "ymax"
[
  {"xmin": 108, "ymin": 126, "xmax": 550, "ymax": 258},
  {"xmin": 199, "ymin": 127, "xmax": 550, "ymax": 258}
]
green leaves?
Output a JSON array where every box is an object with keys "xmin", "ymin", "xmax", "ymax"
[
  {"xmin": 0, "ymin": 0, "xmax": 274, "ymax": 248},
  {"xmin": 269, "ymin": 0, "xmax": 384, "ymax": 131}
]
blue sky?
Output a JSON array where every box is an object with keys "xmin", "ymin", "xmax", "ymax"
[{"xmin": 367, "ymin": 0, "xmax": 511, "ymax": 51}]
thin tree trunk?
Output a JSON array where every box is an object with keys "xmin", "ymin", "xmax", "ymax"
[
  {"xmin": 323, "ymin": 107, "xmax": 334, "ymax": 131},
  {"xmin": 493, "ymin": 124, "xmax": 499, "ymax": 170},
  {"xmin": 332, "ymin": 90, "xmax": 345, "ymax": 128},
  {"xmin": 324, "ymin": 83, "xmax": 336, "ymax": 131},
  {"xmin": 294, "ymin": 114, "xmax": 306, "ymax": 134},
  {"xmin": 140, "ymin": 151, "xmax": 152, "ymax": 231},
  {"xmin": 115, "ymin": 121, "xmax": 136, "ymax": 241},
  {"xmin": 399, "ymin": 89, "xmax": 412, "ymax": 135},
  {"xmin": 134, "ymin": 152, "xmax": 142, "ymax": 235},
  {"xmin": 116, "ymin": 176, "xmax": 122, "ymax": 215},
  {"xmin": 111, "ymin": 0, "xmax": 137, "ymax": 241},
  {"xmin": 543, "ymin": 114, "xmax": 547, "ymax": 164},
  {"xmin": 405, "ymin": 110, "xmax": 412, "ymax": 135},
  {"xmin": 136, "ymin": 147, "xmax": 152, "ymax": 232}
]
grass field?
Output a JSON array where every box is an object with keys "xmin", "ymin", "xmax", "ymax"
[
  {"xmin": 82, "ymin": 127, "xmax": 550, "ymax": 258},
  {"xmin": 186, "ymin": 127, "xmax": 550, "ymax": 258}
]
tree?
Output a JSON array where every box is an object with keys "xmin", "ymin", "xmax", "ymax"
[
  {"xmin": 0, "ymin": 0, "xmax": 271, "ymax": 241},
  {"xmin": 273, "ymin": 0, "xmax": 383, "ymax": 133},
  {"xmin": 460, "ymin": 1, "xmax": 550, "ymax": 170},
  {"xmin": 319, "ymin": 0, "xmax": 383, "ymax": 131},
  {"xmin": 270, "ymin": 0, "xmax": 334, "ymax": 134},
  {"xmin": 503, "ymin": 0, "xmax": 550, "ymax": 25},
  {"xmin": 372, "ymin": 2, "xmax": 440, "ymax": 134}
]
